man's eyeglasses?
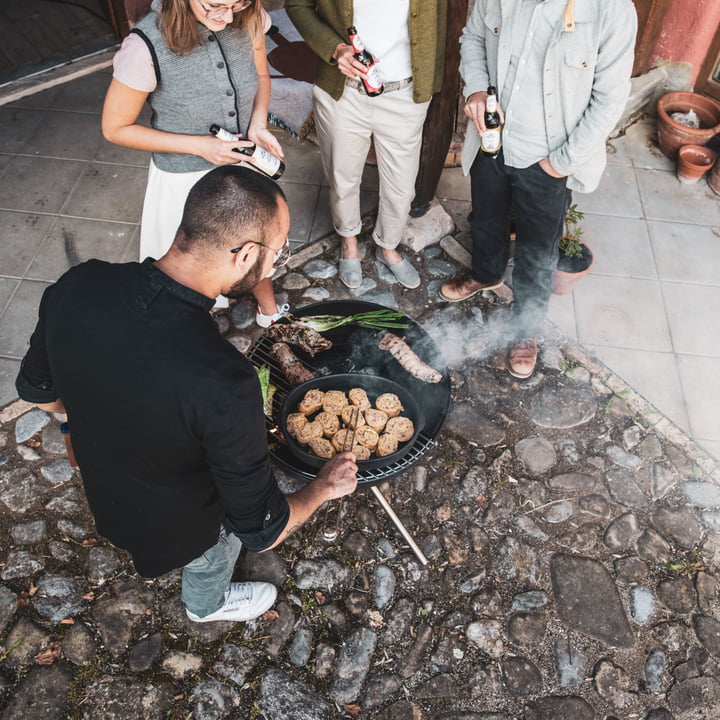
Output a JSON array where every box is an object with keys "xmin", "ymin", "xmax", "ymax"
[
  {"xmin": 231, "ymin": 238, "xmax": 291, "ymax": 268},
  {"xmin": 197, "ymin": 0, "xmax": 252, "ymax": 21}
]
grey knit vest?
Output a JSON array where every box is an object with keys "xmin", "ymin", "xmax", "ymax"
[{"xmin": 132, "ymin": 12, "xmax": 258, "ymax": 173}]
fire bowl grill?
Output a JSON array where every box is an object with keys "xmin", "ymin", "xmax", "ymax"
[{"xmin": 247, "ymin": 299, "xmax": 451, "ymax": 486}]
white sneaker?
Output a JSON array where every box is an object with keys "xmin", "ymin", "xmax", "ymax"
[
  {"xmin": 185, "ymin": 582, "xmax": 277, "ymax": 623},
  {"xmin": 256, "ymin": 303, "xmax": 290, "ymax": 328}
]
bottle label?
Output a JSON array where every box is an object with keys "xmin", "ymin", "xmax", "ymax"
[
  {"xmin": 481, "ymin": 129, "xmax": 501, "ymax": 152},
  {"xmin": 252, "ymin": 145, "xmax": 281, "ymax": 176},
  {"xmin": 486, "ymin": 94, "xmax": 497, "ymax": 112},
  {"xmin": 364, "ymin": 64, "xmax": 383, "ymax": 91},
  {"xmin": 350, "ymin": 35, "xmax": 364, "ymax": 53},
  {"xmin": 214, "ymin": 126, "xmax": 236, "ymax": 142}
]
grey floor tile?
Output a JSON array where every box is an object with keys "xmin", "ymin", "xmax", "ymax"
[
  {"xmin": 51, "ymin": 69, "xmax": 113, "ymax": 113},
  {"xmin": 278, "ymin": 136, "xmax": 327, "ymax": 185},
  {"xmin": 699, "ymin": 439, "xmax": 720, "ymax": 463},
  {"xmin": 573, "ymin": 275, "xmax": 672, "ymax": 352},
  {"xmin": 676, "ymin": 354, "xmax": 720, "ymax": 444},
  {"xmin": 62, "ymin": 162, "xmax": 147, "ymax": 223},
  {"xmin": 0, "ymin": 280, "xmax": 50, "ymax": 358},
  {"xmin": 0, "ymin": 106, "xmax": 46, "ymax": 154},
  {"xmin": 0, "ymin": 278, "xmax": 19, "ymax": 318},
  {"xmin": 649, "ymin": 220, "xmax": 720, "ymax": 285},
  {"xmin": 120, "ymin": 226, "xmax": 141, "ymax": 263},
  {"xmin": 662, "ymin": 282, "xmax": 720, "ymax": 356},
  {"xmin": 0, "ymin": 155, "xmax": 86, "ymax": 214},
  {"xmin": 8, "ymin": 84, "xmax": 63, "ymax": 111},
  {"xmin": 0, "ymin": 357, "xmax": 21, "ymax": 407},
  {"xmin": 0, "ymin": 211, "xmax": 55, "ymax": 277},
  {"xmin": 586, "ymin": 343, "xmax": 690, "ymax": 433},
  {"xmin": 605, "ymin": 134, "xmax": 633, "ymax": 167},
  {"xmin": 636, "ymin": 167, "xmax": 720, "ymax": 225},
  {"xmin": 25, "ymin": 109, "xmax": 105, "ymax": 160},
  {"xmin": 436, "ymin": 166, "xmax": 471, "ymax": 202},
  {"xmin": 93, "ymin": 140, "xmax": 153, "ymax": 167},
  {"xmin": 580, "ymin": 214, "xmax": 656, "ymax": 279},
  {"xmin": 282, "ymin": 182, "xmax": 322, "ymax": 244},
  {"xmin": 547, "ymin": 293, "xmax": 577, "ymax": 342},
  {"xmin": 309, "ymin": 186, "xmax": 334, "ymax": 240},
  {"xmin": 26, "ymin": 217, "xmax": 136, "ymax": 282},
  {"xmin": 624, "ymin": 119, "xmax": 675, "ymax": 172},
  {"xmin": 574, "ymin": 165, "xmax": 643, "ymax": 218}
]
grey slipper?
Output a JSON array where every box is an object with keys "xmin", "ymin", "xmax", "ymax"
[
  {"xmin": 375, "ymin": 250, "xmax": 421, "ymax": 289},
  {"xmin": 339, "ymin": 257, "xmax": 362, "ymax": 289}
]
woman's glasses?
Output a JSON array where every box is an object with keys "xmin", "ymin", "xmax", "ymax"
[{"xmin": 197, "ymin": 0, "xmax": 252, "ymax": 21}]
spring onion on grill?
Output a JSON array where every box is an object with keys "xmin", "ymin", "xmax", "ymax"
[
  {"xmin": 255, "ymin": 364, "xmax": 276, "ymax": 419},
  {"xmin": 293, "ymin": 310, "xmax": 408, "ymax": 332}
]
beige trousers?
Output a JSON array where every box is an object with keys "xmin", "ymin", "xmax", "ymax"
[{"xmin": 312, "ymin": 84, "xmax": 430, "ymax": 250}]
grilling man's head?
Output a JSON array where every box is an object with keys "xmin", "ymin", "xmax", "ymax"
[{"xmin": 171, "ymin": 165, "xmax": 290, "ymax": 298}]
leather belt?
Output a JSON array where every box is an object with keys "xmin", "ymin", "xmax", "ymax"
[{"xmin": 345, "ymin": 76, "xmax": 413, "ymax": 94}]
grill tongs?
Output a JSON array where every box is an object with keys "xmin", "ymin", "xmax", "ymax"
[{"xmin": 321, "ymin": 406, "xmax": 359, "ymax": 542}]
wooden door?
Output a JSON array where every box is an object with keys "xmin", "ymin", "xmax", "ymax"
[{"xmin": 631, "ymin": 0, "xmax": 671, "ymax": 77}]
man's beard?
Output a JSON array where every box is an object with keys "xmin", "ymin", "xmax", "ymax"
[{"xmin": 224, "ymin": 254, "xmax": 266, "ymax": 299}]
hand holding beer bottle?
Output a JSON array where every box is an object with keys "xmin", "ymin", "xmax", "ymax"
[
  {"xmin": 464, "ymin": 86, "xmax": 505, "ymax": 140},
  {"xmin": 332, "ymin": 28, "xmax": 383, "ymax": 96}
]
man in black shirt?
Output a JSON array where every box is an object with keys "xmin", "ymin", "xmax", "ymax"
[{"xmin": 16, "ymin": 166, "xmax": 358, "ymax": 623}]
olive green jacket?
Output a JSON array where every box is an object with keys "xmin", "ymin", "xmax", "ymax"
[{"xmin": 285, "ymin": 0, "xmax": 446, "ymax": 103}]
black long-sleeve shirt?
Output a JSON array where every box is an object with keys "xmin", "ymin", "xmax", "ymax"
[{"xmin": 16, "ymin": 259, "xmax": 289, "ymax": 577}]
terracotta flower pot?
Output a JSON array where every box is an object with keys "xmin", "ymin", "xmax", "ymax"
[
  {"xmin": 553, "ymin": 243, "xmax": 594, "ymax": 295},
  {"xmin": 677, "ymin": 145, "xmax": 716, "ymax": 185},
  {"xmin": 656, "ymin": 92, "xmax": 720, "ymax": 160}
]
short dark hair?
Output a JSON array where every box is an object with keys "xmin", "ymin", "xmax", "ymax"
[{"xmin": 174, "ymin": 166, "xmax": 286, "ymax": 256}]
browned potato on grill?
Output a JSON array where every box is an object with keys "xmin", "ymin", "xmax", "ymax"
[
  {"xmin": 376, "ymin": 433, "xmax": 399, "ymax": 456},
  {"xmin": 341, "ymin": 405, "xmax": 364, "ymax": 429},
  {"xmin": 296, "ymin": 420, "xmax": 324, "ymax": 445},
  {"xmin": 354, "ymin": 425, "xmax": 379, "ymax": 451},
  {"xmin": 299, "ymin": 389, "xmax": 324, "ymax": 415},
  {"xmin": 286, "ymin": 412, "xmax": 308, "ymax": 438},
  {"xmin": 376, "ymin": 392, "xmax": 403, "ymax": 417},
  {"xmin": 364, "ymin": 408, "xmax": 388, "ymax": 433},
  {"xmin": 308, "ymin": 437, "xmax": 336, "ymax": 459},
  {"xmin": 323, "ymin": 390, "xmax": 348, "ymax": 415},
  {"xmin": 316, "ymin": 411, "xmax": 340, "ymax": 438},
  {"xmin": 348, "ymin": 388, "xmax": 371, "ymax": 410},
  {"xmin": 351, "ymin": 443, "xmax": 372, "ymax": 461},
  {"xmin": 385, "ymin": 416, "xmax": 415, "ymax": 442}
]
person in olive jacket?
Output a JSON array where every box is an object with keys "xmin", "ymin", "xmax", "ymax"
[{"xmin": 286, "ymin": 0, "xmax": 446, "ymax": 290}]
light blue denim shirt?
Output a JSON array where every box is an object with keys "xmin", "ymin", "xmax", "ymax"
[{"xmin": 459, "ymin": 0, "xmax": 637, "ymax": 193}]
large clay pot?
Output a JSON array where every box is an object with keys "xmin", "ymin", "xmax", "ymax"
[
  {"xmin": 677, "ymin": 145, "xmax": 716, "ymax": 184},
  {"xmin": 656, "ymin": 92, "xmax": 720, "ymax": 160}
]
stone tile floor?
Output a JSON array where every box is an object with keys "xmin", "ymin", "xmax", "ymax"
[{"xmin": 2, "ymin": 68, "xmax": 720, "ymax": 720}]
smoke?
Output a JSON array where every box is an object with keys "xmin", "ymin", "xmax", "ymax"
[{"xmin": 419, "ymin": 302, "xmax": 520, "ymax": 370}]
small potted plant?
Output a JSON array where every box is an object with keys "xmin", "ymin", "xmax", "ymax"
[{"xmin": 553, "ymin": 204, "xmax": 593, "ymax": 295}]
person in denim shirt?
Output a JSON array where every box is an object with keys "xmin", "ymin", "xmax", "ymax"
[{"xmin": 441, "ymin": 0, "xmax": 637, "ymax": 379}]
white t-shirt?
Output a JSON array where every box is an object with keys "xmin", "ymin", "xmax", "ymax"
[{"xmin": 353, "ymin": 0, "xmax": 412, "ymax": 83}]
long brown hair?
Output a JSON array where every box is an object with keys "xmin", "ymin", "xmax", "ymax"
[{"xmin": 158, "ymin": 0, "xmax": 264, "ymax": 55}]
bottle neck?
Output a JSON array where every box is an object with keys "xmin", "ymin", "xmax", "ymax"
[{"xmin": 486, "ymin": 94, "xmax": 497, "ymax": 113}]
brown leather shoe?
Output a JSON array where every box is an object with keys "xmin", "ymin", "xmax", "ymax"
[
  {"xmin": 439, "ymin": 273, "xmax": 503, "ymax": 302},
  {"xmin": 507, "ymin": 338, "xmax": 538, "ymax": 379}
]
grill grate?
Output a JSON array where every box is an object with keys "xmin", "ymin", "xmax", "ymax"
[{"xmin": 247, "ymin": 333, "xmax": 436, "ymax": 484}]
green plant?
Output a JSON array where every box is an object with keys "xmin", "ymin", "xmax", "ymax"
[{"xmin": 559, "ymin": 204, "xmax": 585, "ymax": 258}]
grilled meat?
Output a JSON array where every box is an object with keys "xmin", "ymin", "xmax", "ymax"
[
  {"xmin": 265, "ymin": 322, "xmax": 332, "ymax": 356},
  {"xmin": 378, "ymin": 332, "xmax": 442, "ymax": 383}
]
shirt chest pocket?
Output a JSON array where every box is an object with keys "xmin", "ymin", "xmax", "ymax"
[
  {"xmin": 483, "ymin": 10, "xmax": 501, "ymax": 37},
  {"xmin": 565, "ymin": 50, "xmax": 592, "ymax": 71}
]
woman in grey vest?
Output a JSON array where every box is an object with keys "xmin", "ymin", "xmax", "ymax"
[{"xmin": 102, "ymin": 0, "xmax": 287, "ymax": 325}]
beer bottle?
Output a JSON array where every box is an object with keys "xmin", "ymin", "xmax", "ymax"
[
  {"xmin": 480, "ymin": 85, "xmax": 501, "ymax": 158},
  {"xmin": 347, "ymin": 26, "xmax": 384, "ymax": 97},
  {"xmin": 209, "ymin": 124, "xmax": 285, "ymax": 179}
]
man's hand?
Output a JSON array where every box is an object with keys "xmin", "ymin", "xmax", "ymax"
[
  {"xmin": 464, "ymin": 91, "xmax": 505, "ymax": 136},
  {"xmin": 539, "ymin": 157, "xmax": 566, "ymax": 178},
  {"xmin": 333, "ymin": 43, "xmax": 375, "ymax": 80},
  {"xmin": 315, "ymin": 451, "xmax": 358, "ymax": 500}
]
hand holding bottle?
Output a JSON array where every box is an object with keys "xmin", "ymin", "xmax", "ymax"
[
  {"xmin": 464, "ymin": 91, "xmax": 505, "ymax": 135},
  {"xmin": 333, "ymin": 43, "xmax": 375, "ymax": 80}
]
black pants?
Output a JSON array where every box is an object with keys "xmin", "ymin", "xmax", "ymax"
[{"xmin": 469, "ymin": 149, "xmax": 572, "ymax": 339}]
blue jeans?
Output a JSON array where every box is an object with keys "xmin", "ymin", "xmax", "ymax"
[
  {"xmin": 181, "ymin": 527, "xmax": 242, "ymax": 617},
  {"xmin": 469, "ymin": 149, "xmax": 572, "ymax": 338}
]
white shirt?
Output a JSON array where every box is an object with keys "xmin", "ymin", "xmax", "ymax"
[{"xmin": 353, "ymin": 0, "xmax": 412, "ymax": 82}]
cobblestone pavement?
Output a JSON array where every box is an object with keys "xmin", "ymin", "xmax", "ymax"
[{"xmin": 1, "ymin": 231, "xmax": 720, "ymax": 720}]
